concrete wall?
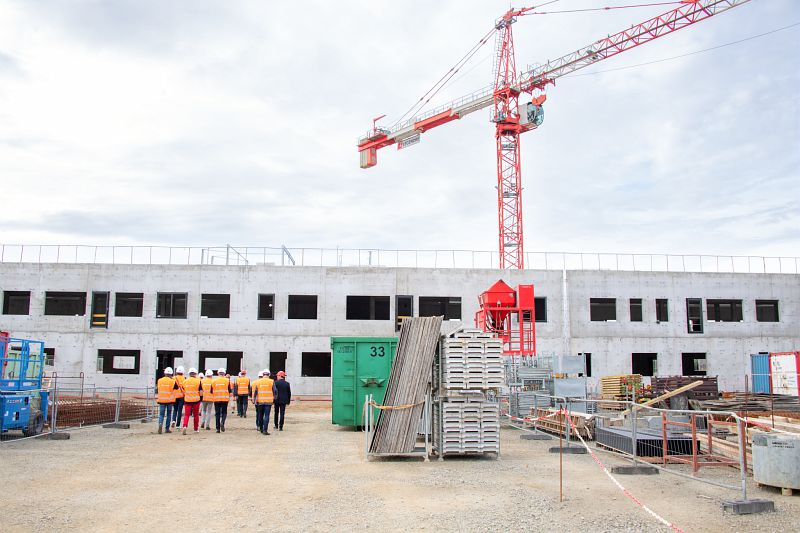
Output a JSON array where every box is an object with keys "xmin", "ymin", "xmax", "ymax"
[{"xmin": 1, "ymin": 263, "xmax": 797, "ymax": 394}]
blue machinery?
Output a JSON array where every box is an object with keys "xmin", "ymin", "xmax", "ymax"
[{"xmin": 1, "ymin": 335, "xmax": 49, "ymax": 436}]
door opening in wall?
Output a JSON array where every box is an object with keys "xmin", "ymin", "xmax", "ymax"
[
  {"xmin": 270, "ymin": 352, "xmax": 287, "ymax": 374},
  {"xmin": 631, "ymin": 353, "xmax": 658, "ymax": 377},
  {"xmin": 156, "ymin": 350, "xmax": 182, "ymax": 381},
  {"xmin": 396, "ymin": 295, "xmax": 413, "ymax": 331},
  {"xmin": 199, "ymin": 351, "xmax": 243, "ymax": 376}
]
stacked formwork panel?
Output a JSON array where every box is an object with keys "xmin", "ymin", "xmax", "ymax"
[{"xmin": 433, "ymin": 329, "xmax": 502, "ymax": 458}]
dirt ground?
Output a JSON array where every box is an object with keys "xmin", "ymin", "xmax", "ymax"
[{"xmin": 2, "ymin": 402, "xmax": 798, "ymax": 532}]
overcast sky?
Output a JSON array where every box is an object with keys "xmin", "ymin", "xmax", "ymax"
[{"xmin": 0, "ymin": 1, "xmax": 797, "ymax": 258}]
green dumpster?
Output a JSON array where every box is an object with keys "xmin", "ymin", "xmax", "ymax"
[{"xmin": 331, "ymin": 337, "xmax": 397, "ymax": 427}]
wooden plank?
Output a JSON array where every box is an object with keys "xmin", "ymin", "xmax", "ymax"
[{"xmin": 618, "ymin": 380, "xmax": 704, "ymax": 416}]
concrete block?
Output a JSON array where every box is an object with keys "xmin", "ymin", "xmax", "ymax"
[
  {"xmin": 521, "ymin": 433, "xmax": 553, "ymax": 441},
  {"xmin": 722, "ymin": 499, "xmax": 775, "ymax": 515},
  {"xmin": 549, "ymin": 446, "xmax": 587, "ymax": 454},
  {"xmin": 611, "ymin": 465, "xmax": 659, "ymax": 475},
  {"xmin": 103, "ymin": 422, "xmax": 131, "ymax": 429}
]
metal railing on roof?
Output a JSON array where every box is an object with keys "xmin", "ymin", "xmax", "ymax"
[{"xmin": 0, "ymin": 243, "xmax": 798, "ymax": 274}]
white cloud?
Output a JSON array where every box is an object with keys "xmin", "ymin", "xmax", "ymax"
[{"xmin": 0, "ymin": 0, "xmax": 797, "ymax": 258}]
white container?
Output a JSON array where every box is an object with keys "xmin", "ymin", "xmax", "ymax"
[{"xmin": 752, "ymin": 433, "xmax": 800, "ymax": 490}]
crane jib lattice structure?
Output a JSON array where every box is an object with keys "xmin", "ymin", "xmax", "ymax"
[{"xmin": 357, "ymin": 0, "xmax": 753, "ymax": 269}]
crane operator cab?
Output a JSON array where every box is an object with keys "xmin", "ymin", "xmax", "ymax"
[{"xmin": 520, "ymin": 101, "xmax": 544, "ymax": 128}]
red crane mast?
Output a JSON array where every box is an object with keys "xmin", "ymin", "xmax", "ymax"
[{"xmin": 358, "ymin": 0, "xmax": 753, "ymax": 269}]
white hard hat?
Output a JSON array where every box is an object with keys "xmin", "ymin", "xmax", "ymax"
[
  {"xmin": 176, "ymin": 366, "xmax": 185, "ymax": 374},
  {"xmin": 189, "ymin": 367, "xmax": 198, "ymax": 375},
  {"xmin": 263, "ymin": 369, "xmax": 270, "ymax": 376},
  {"xmin": 218, "ymin": 367, "xmax": 226, "ymax": 374},
  {"xmin": 257, "ymin": 370, "xmax": 263, "ymax": 377},
  {"xmin": 205, "ymin": 369, "xmax": 213, "ymax": 376},
  {"xmin": 164, "ymin": 367, "xmax": 174, "ymax": 375}
]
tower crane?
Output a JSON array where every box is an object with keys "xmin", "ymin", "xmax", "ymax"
[{"xmin": 357, "ymin": 0, "xmax": 753, "ymax": 269}]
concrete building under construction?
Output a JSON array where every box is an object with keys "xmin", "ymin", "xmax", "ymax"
[{"xmin": 1, "ymin": 246, "xmax": 797, "ymax": 395}]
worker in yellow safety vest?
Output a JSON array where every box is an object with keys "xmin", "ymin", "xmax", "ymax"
[
  {"xmin": 252, "ymin": 368, "xmax": 275, "ymax": 436},
  {"xmin": 235, "ymin": 370, "xmax": 251, "ymax": 418},
  {"xmin": 200, "ymin": 369, "xmax": 214, "ymax": 430},
  {"xmin": 172, "ymin": 366, "xmax": 186, "ymax": 429},
  {"xmin": 181, "ymin": 368, "xmax": 203, "ymax": 434},
  {"xmin": 212, "ymin": 368, "xmax": 231, "ymax": 433},
  {"xmin": 156, "ymin": 367, "xmax": 178, "ymax": 434}
]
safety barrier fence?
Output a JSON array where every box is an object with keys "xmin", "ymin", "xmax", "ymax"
[
  {"xmin": 1, "ymin": 243, "xmax": 798, "ymax": 273},
  {"xmin": 0, "ymin": 385, "xmax": 155, "ymax": 444},
  {"xmin": 501, "ymin": 394, "xmax": 781, "ymax": 503}
]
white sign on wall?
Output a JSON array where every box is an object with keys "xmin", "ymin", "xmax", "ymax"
[{"xmin": 770, "ymin": 352, "xmax": 800, "ymax": 396}]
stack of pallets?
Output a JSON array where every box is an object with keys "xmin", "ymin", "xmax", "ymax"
[
  {"xmin": 434, "ymin": 329, "xmax": 503, "ymax": 457},
  {"xmin": 599, "ymin": 374, "xmax": 642, "ymax": 410},
  {"xmin": 441, "ymin": 334, "xmax": 503, "ymax": 389},
  {"xmin": 652, "ymin": 376, "xmax": 718, "ymax": 400}
]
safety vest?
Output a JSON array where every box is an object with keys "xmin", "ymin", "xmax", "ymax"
[
  {"xmin": 236, "ymin": 376, "xmax": 250, "ymax": 395},
  {"xmin": 212, "ymin": 376, "xmax": 230, "ymax": 402},
  {"xmin": 157, "ymin": 376, "xmax": 176, "ymax": 404},
  {"xmin": 174, "ymin": 374, "xmax": 186, "ymax": 399},
  {"xmin": 254, "ymin": 378, "xmax": 274, "ymax": 405},
  {"xmin": 182, "ymin": 376, "xmax": 202, "ymax": 403},
  {"xmin": 201, "ymin": 377, "xmax": 213, "ymax": 400}
]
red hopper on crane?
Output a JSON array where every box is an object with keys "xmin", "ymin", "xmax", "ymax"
[{"xmin": 475, "ymin": 280, "xmax": 536, "ymax": 357}]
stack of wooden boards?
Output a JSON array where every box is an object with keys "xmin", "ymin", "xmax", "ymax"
[
  {"xmin": 369, "ymin": 316, "xmax": 442, "ymax": 455},
  {"xmin": 599, "ymin": 374, "xmax": 641, "ymax": 410},
  {"xmin": 652, "ymin": 376, "xmax": 718, "ymax": 400},
  {"xmin": 434, "ymin": 329, "xmax": 503, "ymax": 457},
  {"xmin": 691, "ymin": 393, "xmax": 800, "ymax": 414},
  {"xmin": 530, "ymin": 407, "xmax": 595, "ymax": 440}
]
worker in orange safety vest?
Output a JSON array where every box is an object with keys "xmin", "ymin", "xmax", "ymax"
[
  {"xmin": 212, "ymin": 368, "xmax": 231, "ymax": 433},
  {"xmin": 181, "ymin": 368, "xmax": 203, "ymax": 434},
  {"xmin": 252, "ymin": 368, "xmax": 275, "ymax": 435},
  {"xmin": 235, "ymin": 370, "xmax": 251, "ymax": 418},
  {"xmin": 200, "ymin": 369, "xmax": 214, "ymax": 430},
  {"xmin": 156, "ymin": 367, "xmax": 178, "ymax": 434},
  {"xmin": 172, "ymin": 366, "xmax": 186, "ymax": 428}
]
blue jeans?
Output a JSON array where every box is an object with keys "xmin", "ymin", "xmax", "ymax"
[
  {"xmin": 256, "ymin": 403, "xmax": 272, "ymax": 433},
  {"xmin": 158, "ymin": 403, "xmax": 174, "ymax": 430},
  {"xmin": 172, "ymin": 397, "xmax": 185, "ymax": 426}
]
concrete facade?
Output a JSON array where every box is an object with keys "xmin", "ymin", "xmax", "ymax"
[{"xmin": 1, "ymin": 263, "xmax": 798, "ymax": 394}]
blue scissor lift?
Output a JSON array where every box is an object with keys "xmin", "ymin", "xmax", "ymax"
[{"xmin": 1, "ymin": 335, "xmax": 49, "ymax": 436}]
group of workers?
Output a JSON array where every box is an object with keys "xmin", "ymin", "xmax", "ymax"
[{"xmin": 156, "ymin": 366, "xmax": 291, "ymax": 435}]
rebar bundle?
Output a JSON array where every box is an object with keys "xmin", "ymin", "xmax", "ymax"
[{"xmin": 369, "ymin": 316, "xmax": 442, "ymax": 454}]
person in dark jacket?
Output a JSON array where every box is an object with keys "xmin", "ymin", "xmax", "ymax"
[{"xmin": 272, "ymin": 371, "xmax": 291, "ymax": 431}]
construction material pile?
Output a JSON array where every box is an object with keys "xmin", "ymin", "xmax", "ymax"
[
  {"xmin": 599, "ymin": 374, "xmax": 641, "ymax": 410},
  {"xmin": 52, "ymin": 394, "xmax": 149, "ymax": 429},
  {"xmin": 434, "ymin": 329, "xmax": 503, "ymax": 457},
  {"xmin": 652, "ymin": 376, "xmax": 718, "ymax": 400},
  {"xmin": 369, "ymin": 316, "xmax": 442, "ymax": 454},
  {"xmin": 691, "ymin": 393, "xmax": 800, "ymax": 414}
]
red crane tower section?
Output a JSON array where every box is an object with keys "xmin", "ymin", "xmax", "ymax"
[{"xmin": 357, "ymin": 0, "xmax": 753, "ymax": 269}]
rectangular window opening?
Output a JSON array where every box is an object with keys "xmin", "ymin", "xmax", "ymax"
[
  {"xmin": 656, "ymin": 298, "xmax": 669, "ymax": 322},
  {"xmin": 156, "ymin": 292, "xmax": 187, "ymax": 319},
  {"xmin": 115, "ymin": 292, "xmax": 143, "ymax": 317},
  {"xmin": 3, "ymin": 291, "xmax": 31, "ymax": 315},
  {"xmin": 201, "ymin": 293, "xmax": 230, "ymax": 318},
  {"xmin": 755, "ymin": 300, "xmax": 779, "ymax": 322},
  {"xmin": 681, "ymin": 353, "xmax": 707, "ymax": 376},
  {"xmin": 629, "ymin": 298, "xmax": 642, "ymax": 322},
  {"xmin": 579, "ymin": 353, "xmax": 591, "ymax": 377},
  {"xmin": 97, "ymin": 349, "xmax": 141, "ymax": 375},
  {"xmin": 632, "ymin": 352, "xmax": 658, "ymax": 377},
  {"xmin": 346, "ymin": 295, "xmax": 390, "ymax": 320},
  {"xmin": 301, "ymin": 351, "xmax": 331, "ymax": 377},
  {"xmin": 396, "ymin": 295, "xmax": 413, "ymax": 331},
  {"xmin": 419, "ymin": 296, "xmax": 461, "ymax": 320},
  {"xmin": 258, "ymin": 294, "xmax": 275, "ymax": 320},
  {"xmin": 91, "ymin": 291, "xmax": 109, "ymax": 328},
  {"xmin": 288, "ymin": 295, "xmax": 318, "ymax": 319},
  {"xmin": 686, "ymin": 298, "xmax": 703, "ymax": 334},
  {"xmin": 44, "ymin": 291, "xmax": 86, "ymax": 316},
  {"xmin": 44, "ymin": 348, "xmax": 55, "ymax": 367},
  {"xmin": 590, "ymin": 298, "xmax": 616, "ymax": 322},
  {"xmin": 706, "ymin": 299, "xmax": 743, "ymax": 322}
]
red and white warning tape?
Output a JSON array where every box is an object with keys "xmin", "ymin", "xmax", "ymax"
[{"xmin": 563, "ymin": 411, "xmax": 685, "ymax": 533}]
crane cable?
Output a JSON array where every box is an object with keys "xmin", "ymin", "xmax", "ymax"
[{"xmin": 391, "ymin": 25, "xmax": 498, "ymax": 129}]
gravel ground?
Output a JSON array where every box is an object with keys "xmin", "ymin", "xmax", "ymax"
[{"xmin": 2, "ymin": 404, "xmax": 798, "ymax": 532}]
